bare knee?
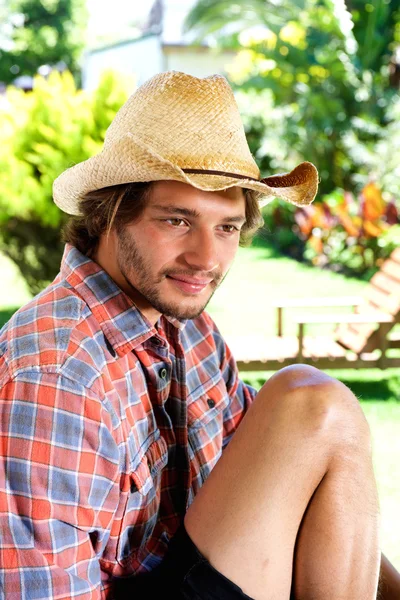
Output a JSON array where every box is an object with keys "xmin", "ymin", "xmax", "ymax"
[{"xmin": 256, "ymin": 365, "xmax": 371, "ymax": 454}]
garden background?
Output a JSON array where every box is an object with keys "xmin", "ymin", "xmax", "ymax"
[{"xmin": 1, "ymin": 0, "xmax": 400, "ymax": 570}]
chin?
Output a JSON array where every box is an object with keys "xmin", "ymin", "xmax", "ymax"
[
  {"xmin": 142, "ymin": 286, "xmax": 215, "ymax": 321},
  {"xmin": 161, "ymin": 301, "xmax": 208, "ymax": 321}
]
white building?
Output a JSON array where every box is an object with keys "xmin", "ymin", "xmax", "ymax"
[{"xmin": 82, "ymin": 0, "xmax": 236, "ymax": 91}]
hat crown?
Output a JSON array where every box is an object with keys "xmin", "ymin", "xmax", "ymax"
[
  {"xmin": 103, "ymin": 71, "xmax": 260, "ymax": 178},
  {"xmin": 53, "ymin": 70, "xmax": 318, "ymax": 215}
]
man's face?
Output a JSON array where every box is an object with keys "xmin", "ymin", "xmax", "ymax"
[{"xmin": 100, "ymin": 181, "xmax": 246, "ymax": 322}]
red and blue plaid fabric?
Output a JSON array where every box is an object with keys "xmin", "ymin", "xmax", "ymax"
[{"xmin": 0, "ymin": 244, "xmax": 256, "ymax": 599}]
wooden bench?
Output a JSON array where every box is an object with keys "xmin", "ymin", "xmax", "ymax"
[{"xmin": 230, "ymin": 248, "xmax": 400, "ymax": 371}]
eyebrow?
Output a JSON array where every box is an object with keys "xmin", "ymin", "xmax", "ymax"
[{"xmin": 151, "ymin": 204, "xmax": 246, "ymax": 224}]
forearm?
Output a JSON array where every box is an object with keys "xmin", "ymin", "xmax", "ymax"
[{"xmin": 379, "ymin": 553, "xmax": 400, "ymax": 600}]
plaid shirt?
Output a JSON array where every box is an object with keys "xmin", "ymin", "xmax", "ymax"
[{"xmin": 0, "ymin": 244, "xmax": 256, "ymax": 599}]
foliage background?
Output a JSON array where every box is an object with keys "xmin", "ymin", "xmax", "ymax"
[
  {"xmin": 0, "ymin": 70, "xmax": 129, "ymax": 293},
  {"xmin": 186, "ymin": 0, "xmax": 400, "ymax": 196},
  {"xmin": 0, "ymin": 0, "xmax": 87, "ymax": 84},
  {"xmin": 184, "ymin": 0, "xmax": 400, "ymax": 278}
]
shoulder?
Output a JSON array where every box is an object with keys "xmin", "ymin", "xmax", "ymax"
[{"xmin": 0, "ymin": 280, "xmax": 106, "ymax": 390}]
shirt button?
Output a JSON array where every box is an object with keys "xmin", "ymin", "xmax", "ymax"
[
  {"xmin": 207, "ymin": 398, "xmax": 216, "ymax": 409},
  {"xmin": 160, "ymin": 368, "xmax": 167, "ymax": 379}
]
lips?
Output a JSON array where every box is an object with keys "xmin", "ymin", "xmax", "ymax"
[
  {"xmin": 169, "ymin": 275, "xmax": 212, "ymax": 285},
  {"xmin": 166, "ymin": 274, "xmax": 213, "ymax": 294}
]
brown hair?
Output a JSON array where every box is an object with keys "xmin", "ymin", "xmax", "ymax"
[
  {"xmin": 62, "ymin": 182, "xmax": 152, "ymax": 257},
  {"xmin": 62, "ymin": 182, "xmax": 264, "ymax": 256}
]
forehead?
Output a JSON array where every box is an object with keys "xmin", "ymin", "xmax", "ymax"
[{"xmin": 147, "ymin": 180, "xmax": 246, "ymax": 212}]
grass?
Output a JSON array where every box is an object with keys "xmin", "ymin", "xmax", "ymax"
[
  {"xmin": 208, "ymin": 244, "xmax": 368, "ymax": 338},
  {"xmin": 362, "ymin": 401, "xmax": 400, "ymax": 569},
  {"xmin": 0, "ymin": 252, "xmax": 31, "ymax": 323},
  {"xmin": 1, "ymin": 246, "xmax": 400, "ymax": 569}
]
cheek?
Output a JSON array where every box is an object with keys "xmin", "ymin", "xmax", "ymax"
[
  {"xmin": 147, "ymin": 226, "xmax": 173, "ymax": 248},
  {"xmin": 137, "ymin": 228, "xmax": 180, "ymax": 270},
  {"xmin": 219, "ymin": 240, "xmax": 240, "ymax": 270},
  {"xmin": 126, "ymin": 225, "xmax": 169, "ymax": 256}
]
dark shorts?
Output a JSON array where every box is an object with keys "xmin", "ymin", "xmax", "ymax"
[{"xmin": 113, "ymin": 523, "xmax": 255, "ymax": 599}]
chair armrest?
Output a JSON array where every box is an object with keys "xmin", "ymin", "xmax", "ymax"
[
  {"xmin": 274, "ymin": 296, "xmax": 364, "ymax": 336},
  {"xmin": 293, "ymin": 313, "xmax": 393, "ymax": 359},
  {"xmin": 272, "ymin": 296, "xmax": 363, "ymax": 308},
  {"xmin": 293, "ymin": 313, "xmax": 393, "ymax": 324}
]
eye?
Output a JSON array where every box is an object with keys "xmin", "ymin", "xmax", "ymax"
[
  {"xmin": 219, "ymin": 224, "xmax": 240, "ymax": 233},
  {"xmin": 166, "ymin": 218, "xmax": 187, "ymax": 227}
]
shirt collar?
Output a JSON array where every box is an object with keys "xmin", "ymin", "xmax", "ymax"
[{"xmin": 60, "ymin": 244, "xmax": 186, "ymax": 356}]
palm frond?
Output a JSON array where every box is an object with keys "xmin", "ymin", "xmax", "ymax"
[{"xmin": 184, "ymin": 0, "xmax": 306, "ymax": 40}]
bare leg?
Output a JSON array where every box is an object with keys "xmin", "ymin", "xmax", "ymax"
[{"xmin": 184, "ymin": 365, "xmax": 380, "ymax": 600}]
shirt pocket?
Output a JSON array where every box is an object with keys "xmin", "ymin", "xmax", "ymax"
[
  {"xmin": 187, "ymin": 373, "xmax": 230, "ymax": 429},
  {"xmin": 187, "ymin": 375, "xmax": 230, "ymax": 491},
  {"xmin": 116, "ymin": 433, "xmax": 168, "ymax": 566}
]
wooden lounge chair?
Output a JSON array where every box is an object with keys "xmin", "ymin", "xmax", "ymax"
[{"xmin": 229, "ymin": 248, "xmax": 400, "ymax": 371}]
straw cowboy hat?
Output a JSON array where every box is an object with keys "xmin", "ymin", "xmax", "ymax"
[{"xmin": 53, "ymin": 71, "xmax": 318, "ymax": 215}]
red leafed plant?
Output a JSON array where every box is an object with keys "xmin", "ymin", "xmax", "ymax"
[
  {"xmin": 261, "ymin": 182, "xmax": 400, "ymax": 278},
  {"xmin": 293, "ymin": 183, "xmax": 400, "ymax": 277}
]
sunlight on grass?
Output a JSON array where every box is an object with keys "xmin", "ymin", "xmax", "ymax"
[
  {"xmin": 0, "ymin": 252, "xmax": 32, "ymax": 312},
  {"xmin": 363, "ymin": 402, "xmax": 400, "ymax": 569},
  {"xmin": 208, "ymin": 246, "xmax": 367, "ymax": 338}
]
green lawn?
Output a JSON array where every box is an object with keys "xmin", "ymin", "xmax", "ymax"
[
  {"xmin": 362, "ymin": 401, "xmax": 400, "ymax": 570},
  {"xmin": 1, "ymin": 246, "xmax": 400, "ymax": 570},
  {"xmin": 0, "ymin": 252, "xmax": 31, "ymax": 324},
  {"xmin": 208, "ymin": 244, "xmax": 368, "ymax": 338}
]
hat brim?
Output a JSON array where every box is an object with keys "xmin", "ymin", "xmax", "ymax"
[{"xmin": 53, "ymin": 133, "xmax": 319, "ymax": 215}]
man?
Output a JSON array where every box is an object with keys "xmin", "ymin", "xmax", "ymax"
[{"xmin": 0, "ymin": 71, "xmax": 398, "ymax": 599}]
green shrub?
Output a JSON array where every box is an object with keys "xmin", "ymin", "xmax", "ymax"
[
  {"xmin": 186, "ymin": 0, "xmax": 400, "ymax": 197},
  {"xmin": 0, "ymin": 71, "xmax": 130, "ymax": 294},
  {"xmin": 261, "ymin": 202, "xmax": 306, "ymax": 261}
]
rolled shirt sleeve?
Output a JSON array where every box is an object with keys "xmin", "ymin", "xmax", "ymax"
[{"xmin": 0, "ymin": 371, "xmax": 122, "ymax": 599}]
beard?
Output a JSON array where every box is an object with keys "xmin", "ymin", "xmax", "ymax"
[{"xmin": 116, "ymin": 227, "xmax": 224, "ymax": 320}]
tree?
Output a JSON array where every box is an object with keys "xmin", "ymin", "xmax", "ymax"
[
  {"xmin": 0, "ymin": 70, "xmax": 130, "ymax": 294},
  {"xmin": 185, "ymin": 0, "xmax": 400, "ymax": 196},
  {"xmin": 0, "ymin": 0, "xmax": 88, "ymax": 84}
]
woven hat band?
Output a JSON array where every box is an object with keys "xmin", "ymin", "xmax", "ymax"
[{"xmin": 182, "ymin": 168, "xmax": 259, "ymax": 182}]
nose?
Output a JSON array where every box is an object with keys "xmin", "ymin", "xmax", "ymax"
[{"xmin": 182, "ymin": 228, "xmax": 219, "ymax": 273}]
